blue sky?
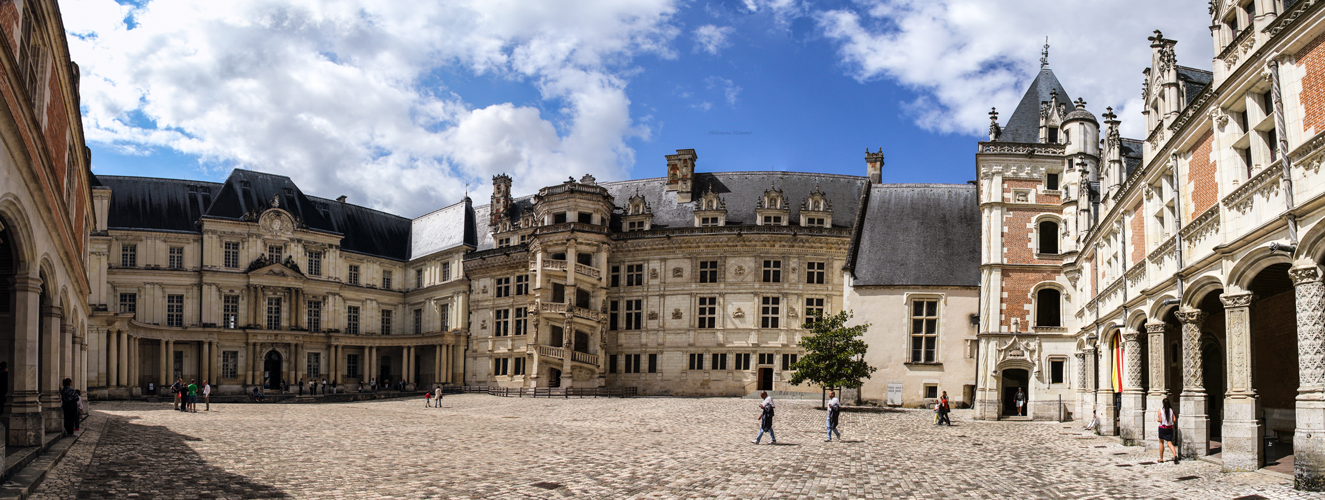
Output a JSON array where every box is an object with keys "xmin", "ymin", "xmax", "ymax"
[{"xmin": 64, "ymin": 0, "xmax": 1213, "ymax": 217}]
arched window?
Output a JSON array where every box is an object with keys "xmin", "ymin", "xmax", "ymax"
[
  {"xmin": 1036, "ymin": 288, "xmax": 1061, "ymax": 327},
  {"xmin": 1038, "ymin": 220, "xmax": 1059, "ymax": 254}
]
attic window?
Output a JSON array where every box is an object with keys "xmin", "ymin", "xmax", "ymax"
[
  {"xmin": 284, "ymin": 188, "xmax": 293, "ymax": 196},
  {"xmin": 1046, "ymin": 127, "xmax": 1058, "ymax": 144}
]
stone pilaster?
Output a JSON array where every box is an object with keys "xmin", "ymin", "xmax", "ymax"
[
  {"xmin": 8, "ymin": 275, "xmax": 45, "ymax": 446},
  {"xmin": 1221, "ymin": 292, "xmax": 1262, "ymax": 472},
  {"xmin": 1145, "ymin": 322, "xmax": 1171, "ymax": 450},
  {"xmin": 1292, "ymin": 266, "xmax": 1325, "ymax": 491},
  {"xmin": 1097, "ymin": 340, "xmax": 1118, "ymax": 436},
  {"xmin": 1084, "ymin": 345, "xmax": 1098, "ymax": 424},
  {"xmin": 1120, "ymin": 331, "xmax": 1146, "ymax": 444},
  {"xmin": 40, "ymin": 305, "xmax": 63, "ymax": 434},
  {"xmin": 1075, "ymin": 351, "xmax": 1086, "ymax": 423},
  {"xmin": 1176, "ymin": 307, "xmax": 1210, "ymax": 458}
]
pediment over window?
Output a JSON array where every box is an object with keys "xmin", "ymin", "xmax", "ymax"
[
  {"xmin": 693, "ymin": 184, "xmax": 727, "ymax": 227},
  {"xmin": 755, "ymin": 183, "xmax": 789, "ymax": 226},
  {"xmin": 623, "ymin": 189, "xmax": 653, "ymax": 231},
  {"xmin": 246, "ymin": 257, "xmax": 306, "ymax": 278},
  {"xmin": 799, "ymin": 185, "xmax": 832, "ymax": 227}
]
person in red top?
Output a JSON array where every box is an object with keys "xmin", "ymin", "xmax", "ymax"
[{"xmin": 937, "ymin": 391, "xmax": 952, "ymax": 426}]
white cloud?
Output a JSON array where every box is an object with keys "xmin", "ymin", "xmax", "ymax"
[
  {"xmin": 694, "ymin": 24, "xmax": 734, "ymax": 55},
  {"xmin": 816, "ymin": 0, "xmax": 1214, "ymax": 139},
  {"xmin": 705, "ymin": 76, "xmax": 742, "ymax": 106},
  {"xmin": 62, "ymin": 0, "xmax": 679, "ymax": 216}
]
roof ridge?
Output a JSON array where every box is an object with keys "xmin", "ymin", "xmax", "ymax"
[{"xmin": 306, "ymin": 195, "xmax": 411, "ymax": 221}]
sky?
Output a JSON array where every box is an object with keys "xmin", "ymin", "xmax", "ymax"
[{"xmin": 63, "ymin": 0, "xmax": 1215, "ymax": 218}]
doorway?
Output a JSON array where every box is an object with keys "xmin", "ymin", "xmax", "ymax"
[
  {"xmin": 1001, "ymin": 368, "xmax": 1029, "ymax": 417},
  {"xmin": 380, "ymin": 356, "xmax": 392, "ymax": 386},
  {"xmin": 263, "ymin": 350, "xmax": 282, "ymax": 390},
  {"xmin": 758, "ymin": 367, "xmax": 773, "ymax": 391},
  {"xmin": 549, "ymin": 368, "xmax": 561, "ymax": 388}
]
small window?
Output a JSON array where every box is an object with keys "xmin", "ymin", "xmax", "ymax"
[
  {"xmin": 1038, "ymin": 220, "xmax": 1060, "ymax": 254},
  {"xmin": 805, "ymin": 261, "xmax": 825, "ymax": 284},
  {"xmin": 626, "ymin": 264, "xmax": 644, "ymax": 286},
  {"xmin": 762, "ymin": 215, "xmax": 783, "ymax": 225},
  {"xmin": 223, "ymin": 242, "xmax": 240, "ymax": 268},
  {"xmin": 924, "ymin": 384, "xmax": 938, "ymax": 399},
  {"xmin": 497, "ymin": 237, "xmax": 511, "ymax": 248},
  {"xmin": 578, "ymin": 212, "xmax": 593, "ymax": 224},
  {"xmin": 699, "ymin": 261, "xmax": 719, "ymax": 283},
  {"xmin": 762, "ymin": 260, "xmax": 782, "ymax": 283},
  {"xmin": 781, "ymin": 353, "xmax": 798, "ymax": 371},
  {"xmin": 688, "ymin": 353, "xmax": 704, "ymax": 370},
  {"xmin": 348, "ymin": 265, "xmax": 360, "ymax": 285},
  {"xmin": 168, "ymin": 247, "xmax": 184, "ymax": 269},
  {"xmin": 700, "ymin": 217, "xmax": 721, "ymax": 227},
  {"xmin": 1046, "ymin": 173, "xmax": 1059, "ymax": 191},
  {"xmin": 495, "ymin": 277, "xmax": 511, "ymax": 297},
  {"xmin": 121, "ymin": 244, "xmax": 137, "ymax": 267},
  {"xmin": 758, "ymin": 353, "xmax": 775, "ymax": 365},
  {"xmin": 119, "ymin": 293, "xmax": 136, "ymax": 315},
  {"xmin": 515, "ymin": 275, "xmax": 529, "ymax": 295},
  {"xmin": 513, "ymin": 357, "xmax": 526, "ymax": 375},
  {"xmin": 736, "ymin": 353, "xmax": 752, "ymax": 370},
  {"xmin": 697, "ymin": 297, "xmax": 717, "ymax": 328},
  {"xmin": 267, "ymin": 245, "xmax": 284, "ymax": 264},
  {"xmin": 1046, "ymin": 127, "xmax": 1058, "ymax": 144},
  {"xmin": 711, "ymin": 353, "xmax": 728, "ymax": 370},
  {"xmin": 553, "ymin": 213, "xmax": 568, "ymax": 224},
  {"xmin": 1036, "ymin": 288, "xmax": 1062, "ymax": 327},
  {"xmin": 760, "ymin": 297, "xmax": 780, "ymax": 328},
  {"xmin": 1050, "ymin": 359, "xmax": 1065, "ymax": 384},
  {"xmin": 804, "ymin": 297, "xmax": 824, "ymax": 325}
]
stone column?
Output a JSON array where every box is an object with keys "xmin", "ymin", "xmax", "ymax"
[
  {"xmin": 106, "ymin": 330, "xmax": 118, "ymax": 388},
  {"xmin": 8, "ymin": 275, "xmax": 44, "ymax": 446},
  {"xmin": 159, "ymin": 340, "xmax": 168, "ymax": 393},
  {"xmin": 128, "ymin": 336, "xmax": 139, "ymax": 396},
  {"xmin": 1176, "ymin": 307, "xmax": 1210, "ymax": 458},
  {"xmin": 201, "ymin": 341, "xmax": 210, "ymax": 386},
  {"xmin": 367, "ymin": 346, "xmax": 375, "ymax": 387},
  {"xmin": 1074, "ymin": 351, "xmax": 1087, "ymax": 422},
  {"xmin": 1221, "ymin": 292, "xmax": 1262, "ymax": 471},
  {"xmin": 1082, "ymin": 345, "xmax": 1097, "ymax": 424},
  {"xmin": 1096, "ymin": 339, "xmax": 1118, "ymax": 436},
  {"xmin": 1145, "ymin": 322, "xmax": 1171, "ymax": 450},
  {"xmin": 1292, "ymin": 266, "xmax": 1325, "ymax": 490},
  {"xmin": 1120, "ymin": 331, "xmax": 1146, "ymax": 444},
  {"xmin": 61, "ymin": 322, "xmax": 72, "ymax": 398},
  {"xmin": 72, "ymin": 333, "xmax": 82, "ymax": 399},
  {"xmin": 247, "ymin": 342, "xmax": 255, "ymax": 386},
  {"xmin": 118, "ymin": 330, "xmax": 129, "ymax": 390},
  {"xmin": 40, "ymin": 305, "xmax": 63, "ymax": 433},
  {"xmin": 435, "ymin": 345, "xmax": 442, "ymax": 387}
]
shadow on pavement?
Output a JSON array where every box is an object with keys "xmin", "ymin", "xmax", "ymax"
[{"xmin": 75, "ymin": 413, "xmax": 288, "ymax": 499}]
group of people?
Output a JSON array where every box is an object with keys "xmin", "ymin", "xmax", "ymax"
[
  {"xmin": 424, "ymin": 388, "xmax": 445, "ymax": 407},
  {"xmin": 751, "ymin": 390, "xmax": 846, "ymax": 445},
  {"xmin": 170, "ymin": 378, "xmax": 209, "ymax": 412},
  {"xmin": 299, "ymin": 379, "xmax": 338, "ymax": 396}
]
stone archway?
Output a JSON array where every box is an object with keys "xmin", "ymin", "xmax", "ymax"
[
  {"xmin": 1001, "ymin": 368, "xmax": 1029, "ymax": 417},
  {"xmin": 263, "ymin": 350, "xmax": 282, "ymax": 390}
]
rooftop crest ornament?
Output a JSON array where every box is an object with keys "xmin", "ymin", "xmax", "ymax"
[{"xmin": 1041, "ymin": 36, "xmax": 1049, "ymax": 68}]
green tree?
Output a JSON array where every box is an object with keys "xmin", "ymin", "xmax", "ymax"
[{"xmin": 789, "ymin": 310, "xmax": 876, "ymax": 406}]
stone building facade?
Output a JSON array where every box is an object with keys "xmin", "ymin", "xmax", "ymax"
[
  {"xmin": 975, "ymin": 0, "xmax": 1325, "ymax": 490},
  {"xmin": 0, "ymin": 0, "xmax": 95, "ymax": 451}
]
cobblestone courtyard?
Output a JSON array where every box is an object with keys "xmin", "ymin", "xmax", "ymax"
[{"xmin": 23, "ymin": 395, "xmax": 1319, "ymax": 499}]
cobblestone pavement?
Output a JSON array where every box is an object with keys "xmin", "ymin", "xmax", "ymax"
[{"xmin": 25, "ymin": 395, "xmax": 1321, "ymax": 499}]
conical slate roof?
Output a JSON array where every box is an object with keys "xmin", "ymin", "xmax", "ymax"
[{"xmin": 1001, "ymin": 68, "xmax": 1073, "ymax": 143}]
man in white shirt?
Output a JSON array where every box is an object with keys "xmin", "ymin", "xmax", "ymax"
[
  {"xmin": 825, "ymin": 391, "xmax": 842, "ymax": 441},
  {"xmin": 202, "ymin": 381, "xmax": 212, "ymax": 411},
  {"xmin": 752, "ymin": 391, "xmax": 777, "ymax": 444}
]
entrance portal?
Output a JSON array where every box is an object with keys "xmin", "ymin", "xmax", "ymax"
[
  {"xmin": 549, "ymin": 368, "xmax": 561, "ymax": 388},
  {"xmin": 758, "ymin": 367, "xmax": 773, "ymax": 391},
  {"xmin": 264, "ymin": 351, "xmax": 282, "ymax": 390},
  {"xmin": 380, "ymin": 356, "xmax": 392, "ymax": 387},
  {"xmin": 1002, "ymin": 368, "xmax": 1029, "ymax": 417}
]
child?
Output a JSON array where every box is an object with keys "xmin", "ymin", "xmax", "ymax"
[{"xmin": 425, "ymin": 391, "xmax": 433, "ymax": 408}]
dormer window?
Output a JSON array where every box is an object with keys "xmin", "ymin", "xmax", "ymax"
[
  {"xmin": 693, "ymin": 184, "xmax": 727, "ymax": 227},
  {"xmin": 1047, "ymin": 127, "xmax": 1058, "ymax": 144},
  {"xmin": 756, "ymin": 183, "xmax": 790, "ymax": 226},
  {"xmin": 624, "ymin": 190, "xmax": 653, "ymax": 232},
  {"xmin": 762, "ymin": 216, "xmax": 783, "ymax": 225},
  {"xmin": 799, "ymin": 186, "xmax": 833, "ymax": 228}
]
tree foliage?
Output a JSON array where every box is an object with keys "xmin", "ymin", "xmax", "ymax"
[{"xmin": 788, "ymin": 310, "xmax": 876, "ymax": 391}]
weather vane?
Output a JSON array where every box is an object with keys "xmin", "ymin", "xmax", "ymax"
[{"xmin": 1041, "ymin": 36, "xmax": 1050, "ymax": 68}]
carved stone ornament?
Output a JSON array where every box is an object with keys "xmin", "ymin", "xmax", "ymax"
[
  {"xmin": 648, "ymin": 311, "xmax": 659, "ymax": 321},
  {"xmin": 480, "ymin": 319, "xmax": 488, "ymax": 330},
  {"xmin": 259, "ymin": 210, "xmax": 294, "ymax": 236},
  {"xmin": 1291, "ymin": 266, "xmax": 1322, "ymax": 285},
  {"xmin": 671, "ymin": 308, "xmax": 682, "ymax": 320},
  {"xmin": 1014, "ymin": 191, "xmax": 1028, "ymax": 203},
  {"xmin": 481, "ymin": 286, "xmax": 488, "ymax": 295},
  {"xmin": 1174, "ymin": 308, "xmax": 1207, "ymax": 326},
  {"xmin": 1219, "ymin": 293, "xmax": 1254, "ymax": 308},
  {"xmin": 787, "ymin": 307, "xmax": 798, "ymax": 318},
  {"xmin": 734, "ymin": 265, "xmax": 746, "ymax": 277},
  {"xmin": 650, "ymin": 268, "xmax": 659, "ymax": 280},
  {"xmin": 732, "ymin": 307, "xmax": 745, "ymax": 319},
  {"xmin": 672, "ymin": 267, "xmax": 683, "ymax": 278}
]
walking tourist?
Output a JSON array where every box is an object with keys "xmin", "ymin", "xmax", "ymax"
[
  {"xmin": 1158, "ymin": 399, "xmax": 1179, "ymax": 464},
  {"xmin": 825, "ymin": 390, "xmax": 842, "ymax": 441},
  {"xmin": 187, "ymin": 379, "xmax": 198, "ymax": 412},
  {"xmin": 203, "ymin": 380, "xmax": 211, "ymax": 411},
  {"xmin": 425, "ymin": 391, "xmax": 432, "ymax": 408},
  {"xmin": 172, "ymin": 378, "xmax": 184, "ymax": 411},
  {"xmin": 937, "ymin": 391, "xmax": 952, "ymax": 426},
  {"xmin": 1014, "ymin": 388, "xmax": 1025, "ymax": 416},
  {"xmin": 321, "ymin": 379, "xmax": 327, "ymax": 395},
  {"xmin": 752, "ymin": 391, "xmax": 777, "ymax": 444},
  {"xmin": 60, "ymin": 378, "xmax": 78, "ymax": 435},
  {"xmin": 370, "ymin": 378, "xmax": 376, "ymax": 392}
]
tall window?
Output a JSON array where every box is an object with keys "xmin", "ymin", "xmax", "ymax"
[
  {"xmin": 699, "ymin": 261, "xmax": 718, "ymax": 283},
  {"xmin": 609, "ymin": 300, "xmax": 619, "ymax": 330},
  {"xmin": 689, "ymin": 353, "xmax": 704, "ymax": 370},
  {"xmin": 711, "ymin": 353, "xmax": 727, "ymax": 370},
  {"xmin": 762, "ymin": 260, "xmax": 782, "ymax": 283},
  {"xmin": 624, "ymin": 354, "xmax": 642, "ymax": 373},
  {"xmin": 626, "ymin": 264, "xmax": 644, "ymax": 286},
  {"xmin": 348, "ymin": 265, "xmax": 360, "ymax": 285},
  {"xmin": 346, "ymin": 354, "xmax": 361, "ymax": 378},
  {"xmin": 495, "ymin": 277, "xmax": 511, "ymax": 297},
  {"xmin": 781, "ymin": 353, "xmax": 799, "ymax": 370},
  {"xmin": 413, "ymin": 309, "xmax": 423, "ymax": 335},
  {"xmin": 515, "ymin": 275, "xmax": 529, "ymax": 295},
  {"xmin": 223, "ymin": 242, "xmax": 240, "ymax": 268},
  {"xmin": 167, "ymin": 294, "xmax": 184, "ymax": 327},
  {"xmin": 416, "ymin": 269, "xmax": 424, "ymax": 289},
  {"xmin": 1038, "ymin": 220, "xmax": 1060, "ymax": 254},
  {"xmin": 1037, "ymin": 288, "xmax": 1062, "ymax": 327},
  {"xmin": 493, "ymin": 357, "xmax": 510, "ymax": 376},
  {"xmin": 514, "ymin": 307, "xmax": 528, "ymax": 336},
  {"xmin": 306, "ymin": 250, "xmax": 322, "ymax": 276},
  {"xmin": 439, "ymin": 304, "xmax": 450, "ymax": 331},
  {"xmin": 910, "ymin": 299, "xmax": 938, "ymax": 363},
  {"xmin": 121, "ymin": 244, "xmax": 137, "ymax": 267},
  {"xmin": 266, "ymin": 297, "xmax": 282, "ymax": 330},
  {"xmin": 697, "ymin": 297, "xmax": 717, "ymax": 328},
  {"xmin": 648, "ymin": 354, "xmax": 658, "ymax": 373},
  {"xmin": 168, "ymin": 247, "xmax": 184, "ymax": 269},
  {"xmin": 307, "ymin": 352, "xmax": 321, "ymax": 378},
  {"xmin": 625, "ymin": 300, "xmax": 643, "ymax": 330},
  {"xmin": 307, "ymin": 300, "xmax": 321, "ymax": 333},
  {"xmin": 381, "ymin": 309, "xmax": 393, "ymax": 335},
  {"xmin": 611, "ymin": 266, "xmax": 620, "ymax": 287},
  {"xmin": 513, "ymin": 357, "xmax": 526, "ymax": 375},
  {"xmin": 760, "ymin": 297, "xmax": 780, "ymax": 328},
  {"xmin": 347, "ymin": 306, "xmax": 360, "ymax": 335},
  {"xmin": 119, "ymin": 293, "xmax": 136, "ymax": 315},
  {"xmin": 19, "ymin": 3, "xmax": 45, "ymax": 109},
  {"xmin": 382, "ymin": 270, "xmax": 392, "ymax": 290},
  {"xmin": 805, "ymin": 261, "xmax": 825, "ymax": 284},
  {"xmin": 736, "ymin": 353, "xmax": 751, "ymax": 370},
  {"xmin": 441, "ymin": 262, "xmax": 451, "ymax": 282},
  {"xmin": 223, "ymin": 295, "xmax": 239, "ymax": 329},
  {"xmin": 222, "ymin": 351, "xmax": 238, "ymax": 379},
  {"xmin": 805, "ymin": 297, "xmax": 824, "ymax": 324},
  {"xmin": 494, "ymin": 309, "xmax": 510, "ymax": 337},
  {"xmin": 267, "ymin": 245, "xmax": 284, "ymax": 264}
]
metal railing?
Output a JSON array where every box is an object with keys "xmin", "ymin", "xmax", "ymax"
[{"xmin": 486, "ymin": 386, "xmax": 637, "ymax": 398}]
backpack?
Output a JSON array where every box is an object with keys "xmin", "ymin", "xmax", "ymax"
[{"xmin": 61, "ymin": 387, "xmax": 78, "ymax": 403}]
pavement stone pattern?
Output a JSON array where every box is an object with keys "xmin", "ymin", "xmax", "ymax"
[{"xmin": 23, "ymin": 395, "xmax": 1320, "ymax": 499}]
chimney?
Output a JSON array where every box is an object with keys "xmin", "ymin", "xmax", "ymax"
[
  {"xmin": 335, "ymin": 195, "xmax": 347, "ymax": 203},
  {"xmin": 665, "ymin": 149, "xmax": 697, "ymax": 203},
  {"xmin": 865, "ymin": 148, "xmax": 884, "ymax": 183},
  {"xmin": 491, "ymin": 174, "xmax": 513, "ymax": 227}
]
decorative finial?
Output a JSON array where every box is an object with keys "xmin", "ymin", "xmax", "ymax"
[
  {"xmin": 1041, "ymin": 36, "xmax": 1049, "ymax": 68},
  {"xmin": 989, "ymin": 107, "xmax": 999, "ymax": 121}
]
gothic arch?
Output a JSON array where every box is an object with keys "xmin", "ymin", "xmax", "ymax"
[
  {"xmin": 1126, "ymin": 309, "xmax": 1149, "ymax": 331},
  {"xmin": 1183, "ymin": 274, "xmax": 1225, "ymax": 308},
  {"xmin": 0, "ymin": 194, "xmax": 37, "ymax": 275},
  {"xmin": 1296, "ymin": 218, "xmax": 1325, "ymax": 267},
  {"xmin": 1227, "ymin": 246, "xmax": 1294, "ymax": 292},
  {"xmin": 1149, "ymin": 294, "xmax": 1178, "ymax": 319}
]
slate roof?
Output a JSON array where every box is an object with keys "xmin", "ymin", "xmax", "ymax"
[
  {"xmin": 97, "ymin": 170, "xmax": 412, "ymax": 261},
  {"xmin": 1121, "ymin": 138, "xmax": 1144, "ymax": 177},
  {"xmin": 409, "ymin": 198, "xmax": 478, "ymax": 260},
  {"xmin": 846, "ymin": 184, "xmax": 980, "ymax": 287},
  {"xmin": 1001, "ymin": 68, "xmax": 1073, "ymax": 143},
  {"xmin": 1177, "ymin": 66, "xmax": 1213, "ymax": 109}
]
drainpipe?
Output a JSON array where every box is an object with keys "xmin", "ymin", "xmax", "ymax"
[
  {"xmin": 1268, "ymin": 58, "xmax": 1300, "ymax": 245},
  {"xmin": 1171, "ymin": 153, "xmax": 1185, "ymax": 304}
]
